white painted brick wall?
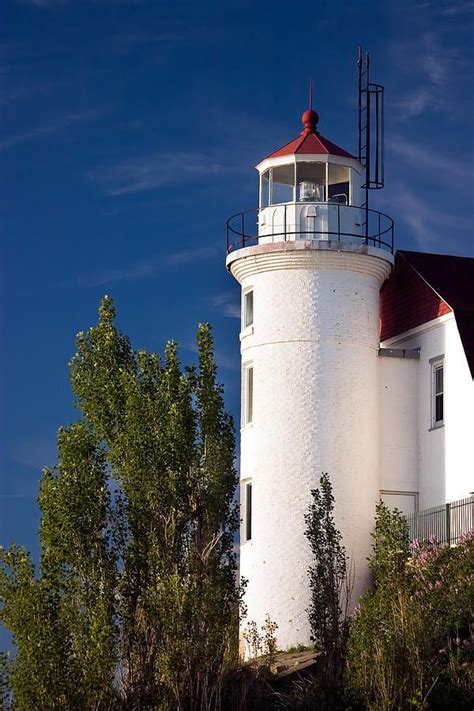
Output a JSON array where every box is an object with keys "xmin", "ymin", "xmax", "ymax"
[{"xmin": 228, "ymin": 242, "xmax": 392, "ymax": 653}]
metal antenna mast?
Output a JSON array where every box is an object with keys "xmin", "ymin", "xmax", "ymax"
[{"xmin": 358, "ymin": 47, "xmax": 385, "ymax": 242}]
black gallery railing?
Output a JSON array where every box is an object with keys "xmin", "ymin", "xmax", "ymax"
[
  {"xmin": 406, "ymin": 496, "xmax": 474, "ymax": 546},
  {"xmin": 226, "ymin": 202, "xmax": 394, "ymax": 255}
]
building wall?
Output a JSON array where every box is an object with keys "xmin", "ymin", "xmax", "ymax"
[
  {"xmin": 228, "ymin": 241, "xmax": 392, "ymax": 653},
  {"xmin": 381, "ymin": 314, "xmax": 474, "ymax": 509},
  {"xmin": 378, "ymin": 355, "xmax": 419, "ymax": 513},
  {"xmin": 443, "ymin": 318, "xmax": 473, "ymax": 502}
]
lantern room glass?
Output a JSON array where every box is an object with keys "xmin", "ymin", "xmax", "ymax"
[
  {"xmin": 261, "ymin": 170, "xmax": 270, "ymax": 207},
  {"xmin": 328, "ymin": 164, "xmax": 350, "ymax": 204},
  {"xmin": 271, "ymin": 164, "xmax": 294, "ymax": 204},
  {"xmin": 296, "ymin": 162, "xmax": 326, "ymax": 202},
  {"xmin": 260, "ymin": 162, "xmax": 355, "ymax": 208}
]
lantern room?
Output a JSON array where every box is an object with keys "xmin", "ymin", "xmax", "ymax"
[
  {"xmin": 226, "ymin": 102, "xmax": 394, "ymax": 255},
  {"xmin": 255, "ymin": 107, "xmax": 364, "ymax": 243},
  {"xmin": 258, "ymin": 109, "xmax": 361, "ymax": 207}
]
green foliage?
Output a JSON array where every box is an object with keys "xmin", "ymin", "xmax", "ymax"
[
  {"xmin": 348, "ymin": 503, "xmax": 474, "ymax": 710},
  {"xmin": 304, "ymin": 473, "xmax": 351, "ymax": 710},
  {"xmin": 0, "ymin": 651, "xmax": 12, "ymax": 709},
  {"xmin": 242, "ymin": 615, "xmax": 278, "ymax": 664},
  {"xmin": 0, "ymin": 297, "xmax": 241, "ymax": 710},
  {"xmin": 368, "ymin": 498, "xmax": 410, "ymax": 585}
]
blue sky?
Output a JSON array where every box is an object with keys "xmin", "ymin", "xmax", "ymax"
[{"xmin": 1, "ymin": 0, "xmax": 473, "ymax": 584}]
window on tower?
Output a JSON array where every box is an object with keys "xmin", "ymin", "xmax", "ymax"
[
  {"xmin": 244, "ymin": 482, "xmax": 252, "ymax": 542},
  {"xmin": 244, "ymin": 289, "xmax": 254, "ymax": 328},
  {"xmin": 243, "ymin": 364, "xmax": 253, "ymax": 425},
  {"xmin": 431, "ymin": 357, "xmax": 444, "ymax": 429}
]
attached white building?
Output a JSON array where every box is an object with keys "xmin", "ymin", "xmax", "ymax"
[
  {"xmin": 226, "ymin": 105, "xmax": 474, "ymax": 653},
  {"xmin": 379, "ymin": 251, "xmax": 474, "ymax": 513}
]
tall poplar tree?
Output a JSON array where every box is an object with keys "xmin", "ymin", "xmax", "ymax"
[
  {"xmin": 0, "ymin": 297, "xmax": 240, "ymax": 710},
  {"xmin": 304, "ymin": 473, "xmax": 351, "ymax": 710}
]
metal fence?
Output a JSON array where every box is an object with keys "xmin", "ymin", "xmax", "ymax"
[
  {"xmin": 226, "ymin": 203, "xmax": 394, "ymax": 255},
  {"xmin": 406, "ymin": 496, "xmax": 474, "ymax": 545}
]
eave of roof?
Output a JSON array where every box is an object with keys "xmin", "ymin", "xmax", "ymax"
[
  {"xmin": 265, "ymin": 130, "xmax": 355, "ymax": 161},
  {"xmin": 398, "ymin": 251, "xmax": 474, "ymax": 312},
  {"xmin": 399, "ymin": 250, "xmax": 474, "ymax": 378}
]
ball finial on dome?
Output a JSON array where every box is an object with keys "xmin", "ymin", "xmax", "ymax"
[{"xmin": 301, "ymin": 108, "xmax": 319, "ymax": 133}]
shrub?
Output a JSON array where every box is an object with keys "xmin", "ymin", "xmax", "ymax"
[
  {"xmin": 348, "ymin": 501, "xmax": 474, "ymax": 710},
  {"xmin": 242, "ymin": 615, "xmax": 278, "ymax": 665}
]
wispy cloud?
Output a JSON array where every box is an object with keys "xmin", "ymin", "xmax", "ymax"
[
  {"xmin": 209, "ymin": 292, "xmax": 240, "ymax": 319},
  {"xmin": 209, "ymin": 350, "xmax": 239, "ymax": 373},
  {"xmin": 389, "ymin": 0, "xmax": 469, "ymax": 121},
  {"xmin": 441, "ymin": 1, "xmax": 474, "ymax": 15},
  {"xmin": 391, "ymin": 88, "xmax": 433, "ymax": 121},
  {"xmin": 111, "ymin": 28, "xmax": 211, "ymax": 53},
  {"xmin": 113, "ymin": 31, "xmax": 178, "ymax": 49},
  {"xmin": 388, "ymin": 137, "xmax": 472, "ymax": 181},
  {"xmin": 77, "ymin": 245, "xmax": 217, "ymax": 287},
  {"xmin": 390, "ymin": 184, "xmax": 471, "ymax": 249},
  {"xmin": 20, "ymin": 0, "xmax": 146, "ymax": 5},
  {"xmin": 184, "ymin": 340, "xmax": 239, "ymax": 373},
  {"xmin": 419, "ymin": 45, "xmax": 452, "ymax": 88},
  {"xmin": 78, "ymin": 262, "xmax": 155, "ymax": 287},
  {"xmin": 390, "ymin": 37, "xmax": 457, "ymax": 120},
  {"xmin": 89, "ymin": 151, "xmax": 244, "ymax": 196},
  {"xmin": 88, "ymin": 102, "xmax": 280, "ymax": 199},
  {"xmin": 0, "ymin": 109, "xmax": 101, "ymax": 150},
  {"xmin": 11, "ymin": 436, "xmax": 57, "ymax": 471},
  {"xmin": 0, "ymin": 76, "xmax": 68, "ymax": 109},
  {"xmin": 19, "ymin": 0, "xmax": 66, "ymax": 6},
  {"xmin": 419, "ymin": 1, "xmax": 474, "ymax": 16}
]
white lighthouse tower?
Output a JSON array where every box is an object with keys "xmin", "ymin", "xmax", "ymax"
[{"xmin": 226, "ymin": 91, "xmax": 395, "ymax": 651}]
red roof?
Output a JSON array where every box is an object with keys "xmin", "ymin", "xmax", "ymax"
[
  {"xmin": 381, "ymin": 251, "xmax": 474, "ymax": 378},
  {"xmin": 264, "ymin": 109, "xmax": 355, "ymax": 161}
]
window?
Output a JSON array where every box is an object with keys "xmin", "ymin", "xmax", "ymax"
[
  {"xmin": 244, "ymin": 364, "xmax": 253, "ymax": 425},
  {"xmin": 245, "ymin": 482, "xmax": 252, "ymax": 541},
  {"xmin": 327, "ymin": 163, "xmax": 350, "ymax": 205},
  {"xmin": 296, "ymin": 161, "xmax": 326, "ymax": 202},
  {"xmin": 431, "ymin": 358, "xmax": 444, "ymax": 428},
  {"xmin": 271, "ymin": 164, "xmax": 295, "ymax": 204},
  {"xmin": 244, "ymin": 289, "xmax": 254, "ymax": 328},
  {"xmin": 261, "ymin": 170, "xmax": 270, "ymax": 207}
]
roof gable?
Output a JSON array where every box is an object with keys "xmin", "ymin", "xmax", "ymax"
[
  {"xmin": 381, "ymin": 250, "xmax": 474, "ymax": 378},
  {"xmin": 262, "ymin": 108, "xmax": 355, "ymax": 162},
  {"xmin": 266, "ymin": 130, "xmax": 355, "ymax": 160},
  {"xmin": 398, "ymin": 251, "xmax": 474, "ymax": 311}
]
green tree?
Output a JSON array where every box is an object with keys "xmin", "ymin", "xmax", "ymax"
[
  {"xmin": 304, "ymin": 473, "xmax": 351, "ymax": 710},
  {"xmin": 0, "ymin": 650, "xmax": 12, "ymax": 708},
  {"xmin": 0, "ymin": 297, "xmax": 241, "ymax": 710}
]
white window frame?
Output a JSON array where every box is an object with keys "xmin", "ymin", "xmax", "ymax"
[
  {"xmin": 243, "ymin": 362, "xmax": 253, "ymax": 426},
  {"xmin": 241, "ymin": 479, "xmax": 252, "ymax": 543},
  {"xmin": 243, "ymin": 288, "xmax": 254, "ymax": 330},
  {"xmin": 430, "ymin": 356, "xmax": 444, "ymax": 429}
]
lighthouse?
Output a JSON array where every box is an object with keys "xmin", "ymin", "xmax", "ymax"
[{"xmin": 226, "ymin": 78, "xmax": 395, "ymax": 651}]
